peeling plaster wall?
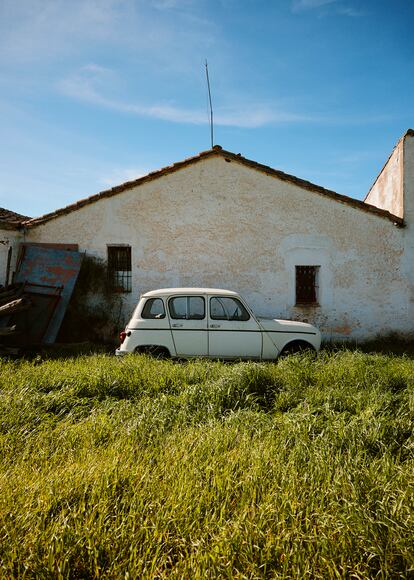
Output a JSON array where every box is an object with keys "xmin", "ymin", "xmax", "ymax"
[
  {"xmin": 401, "ymin": 134, "xmax": 414, "ymax": 327},
  {"xmin": 0, "ymin": 228, "xmax": 23, "ymax": 286},
  {"xmin": 26, "ymin": 155, "xmax": 410, "ymax": 340},
  {"xmin": 365, "ymin": 138, "xmax": 404, "ymax": 218}
]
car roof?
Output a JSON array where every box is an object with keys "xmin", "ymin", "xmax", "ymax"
[{"xmin": 142, "ymin": 287, "xmax": 240, "ymax": 298}]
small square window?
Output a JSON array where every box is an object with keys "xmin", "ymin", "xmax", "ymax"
[
  {"xmin": 107, "ymin": 245, "xmax": 132, "ymax": 293},
  {"xmin": 296, "ymin": 266, "xmax": 319, "ymax": 305}
]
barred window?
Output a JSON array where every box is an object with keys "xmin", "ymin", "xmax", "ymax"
[
  {"xmin": 107, "ymin": 245, "xmax": 132, "ymax": 293},
  {"xmin": 295, "ymin": 266, "xmax": 319, "ymax": 305}
]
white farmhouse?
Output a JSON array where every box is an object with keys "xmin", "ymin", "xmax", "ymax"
[{"xmin": 2, "ymin": 129, "xmax": 414, "ymax": 341}]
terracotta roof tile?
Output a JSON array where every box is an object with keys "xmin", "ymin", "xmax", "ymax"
[
  {"xmin": 0, "ymin": 207, "xmax": 31, "ymax": 230},
  {"xmin": 24, "ymin": 145, "xmax": 404, "ymax": 228}
]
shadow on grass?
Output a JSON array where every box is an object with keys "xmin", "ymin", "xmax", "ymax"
[
  {"xmin": 323, "ymin": 337, "xmax": 414, "ymax": 357},
  {"xmin": 12, "ymin": 336, "xmax": 414, "ymax": 361}
]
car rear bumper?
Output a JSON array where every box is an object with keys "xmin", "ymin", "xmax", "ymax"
[{"xmin": 115, "ymin": 348, "xmax": 129, "ymax": 356}]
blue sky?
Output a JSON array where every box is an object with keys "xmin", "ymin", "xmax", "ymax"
[{"xmin": 1, "ymin": 0, "xmax": 413, "ymax": 218}]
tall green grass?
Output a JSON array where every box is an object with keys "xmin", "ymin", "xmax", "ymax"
[{"xmin": 0, "ymin": 351, "xmax": 413, "ymax": 578}]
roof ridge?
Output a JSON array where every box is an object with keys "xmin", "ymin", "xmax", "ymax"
[
  {"xmin": 24, "ymin": 148, "xmax": 218, "ymax": 227},
  {"xmin": 215, "ymin": 148, "xmax": 403, "ymax": 225},
  {"xmin": 24, "ymin": 146, "xmax": 404, "ymax": 228}
]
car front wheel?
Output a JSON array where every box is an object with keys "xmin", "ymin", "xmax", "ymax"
[{"xmin": 280, "ymin": 340, "xmax": 315, "ymax": 357}]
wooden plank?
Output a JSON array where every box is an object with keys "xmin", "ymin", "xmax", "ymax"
[
  {"xmin": 0, "ymin": 298, "xmax": 30, "ymax": 318},
  {"xmin": 0, "ymin": 293, "xmax": 21, "ymax": 307},
  {"xmin": 0, "ymin": 325, "xmax": 17, "ymax": 336},
  {"xmin": 0, "ymin": 285, "xmax": 23, "ymax": 299}
]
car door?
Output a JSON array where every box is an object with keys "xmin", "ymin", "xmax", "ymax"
[
  {"xmin": 168, "ymin": 295, "xmax": 208, "ymax": 356},
  {"xmin": 208, "ymin": 295, "xmax": 262, "ymax": 359}
]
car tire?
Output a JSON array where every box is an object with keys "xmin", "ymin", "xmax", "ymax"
[
  {"xmin": 136, "ymin": 345, "xmax": 170, "ymax": 359},
  {"xmin": 280, "ymin": 340, "xmax": 315, "ymax": 357}
]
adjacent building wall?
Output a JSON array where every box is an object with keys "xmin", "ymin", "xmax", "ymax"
[
  {"xmin": 365, "ymin": 136, "xmax": 404, "ymax": 218},
  {"xmin": 26, "ymin": 155, "xmax": 410, "ymax": 341},
  {"xmin": 401, "ymin": 133, "xmax": 414, "ymax": 328},
  {"xmin": 364, "ymin": 131, "xmax": 414, "ymax": 333},
  {"xmin": 0, "ymin": 227, "xmax": 23, "ymax": 286}
]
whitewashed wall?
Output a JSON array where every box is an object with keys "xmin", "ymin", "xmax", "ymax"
[
  {"xmin": 26, "ymin": 153, "xmax": 411, "ymax": 340},
  {"xmin": 401, "ymin": 134, "xmax": 414, "ymax": 329},
  {"xmin": 365, "ymin": 138, "xmax": 404, "ymax": 218}
]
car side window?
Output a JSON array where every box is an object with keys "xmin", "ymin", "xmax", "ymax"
[
  {"xmin": 141, "ymin": 298, "xmax": 166, "ymax": 319},
  {"xmin": 169, "ymin": 296, "xmax": 205, "ymax": 320},
  {"xmin": 169, "ymin": 297, "xmax": 187, "ymax": 319},
  {"xmin": 188, "ymin": 297, "xmax": 205, "ymax": 319},
  {"xmin": 210, "ymin": 297, "xmax": 250, "ymax": 321}
]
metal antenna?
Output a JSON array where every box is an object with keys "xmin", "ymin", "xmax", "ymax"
[{"xmin": 205, "ymin": 60, "xmax": 214, "ymax": 148}]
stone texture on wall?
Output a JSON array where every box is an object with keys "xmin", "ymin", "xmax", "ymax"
[
  {"xmin": 26, "ymin": 153, "xmax": 411, "ymax": 341},
  {"xmin": 401, "ymin": 133, "xmax": 414, "ymax": 328}
]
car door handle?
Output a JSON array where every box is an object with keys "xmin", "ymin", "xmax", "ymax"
[
  {"xmin": 210, "ymin": 324, "xmax": 221, "ymax": 328},
  {"xmin": 172, "ymin": 323, "xmax": 183, "ymax": 328}
]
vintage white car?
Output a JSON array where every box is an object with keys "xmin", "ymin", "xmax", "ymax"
[{"xmin": 116, "ymin": 288, "xmax": 321, "ymax": 360}]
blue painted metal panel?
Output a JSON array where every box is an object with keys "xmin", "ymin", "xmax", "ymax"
[{"xmin": 14, "ymin": 246, "xmax": 83, "ymax": 343}]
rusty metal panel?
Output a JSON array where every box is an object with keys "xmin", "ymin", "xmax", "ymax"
[{"xmin": 14, "ymin": 245, "xmax": 83, "ymax": 343}]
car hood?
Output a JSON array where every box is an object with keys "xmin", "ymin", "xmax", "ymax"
[{"xmin": 257, "ymin": 317, "xmax": 319, "ymax": 334}]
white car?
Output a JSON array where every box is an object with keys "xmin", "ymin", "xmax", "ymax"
[{"xmin": 116, "ymin": 288, "xmax": 321, "ymax": 360}]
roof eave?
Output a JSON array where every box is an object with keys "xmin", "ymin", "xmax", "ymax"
[
  {"xmin": 0, "ymin": 220, "xmax": 26, "ymax": 231},
  {"xmin": 23, "ymin": 145, "xmax": 404, "ymax": 228},
  {"xmin": 217, "ymin": 149, "xmax": 404, "ymax": 226}
]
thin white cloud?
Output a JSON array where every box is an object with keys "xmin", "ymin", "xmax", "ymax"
[
  {"xmin": 100, "ymin": 167, "xmax": 149, "ymax": 187},
  {"xmin": 291, "ymin": 0, "xmax": 338, "ymax": 12},
  {"xmin": 149, "ymin": 0, "xmax": 194, "ymax": 9},
  {"xmin": 292, "ymin": 0, "xmax": 364, "ymax": 17},
  {"xmin": 58, "ymin": 65, "xmax": 312, "ymax": 128},
  {"xmin": 337, "ymin": 6, "xmax": 364, "ymax": 17},
  {"xmin": 0, "ymin": 0, "xmax": 217, "ymax": 71},
  {"xmin": 0, "ymin": 0, "xmax": 127, "ymax": 63}
]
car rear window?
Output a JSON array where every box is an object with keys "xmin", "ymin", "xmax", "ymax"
[{"xmin": 141, "ymin": 298, "xmax": 166, "ymax": 319}]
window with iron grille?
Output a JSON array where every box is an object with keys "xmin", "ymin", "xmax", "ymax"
[
  {"xmin": 295, "ymin": 265, "xmax": 319, "ymax": 305},
  {"xmin": 107, "ymin": 245, "xmax": 132, "ymax": 293}
]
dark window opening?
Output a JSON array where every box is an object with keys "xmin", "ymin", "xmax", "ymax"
[
  {"xmin": 296, "ymin": 266, "xmax": 319, "ymax": 305},
  {"xmin": 107, "ymin": 245, "xmax": 132, "ymax": 293}
]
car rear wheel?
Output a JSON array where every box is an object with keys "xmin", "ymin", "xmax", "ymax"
[{"xmin": 135, "ymin": 345, "xmax": 170, "ymax": 359}]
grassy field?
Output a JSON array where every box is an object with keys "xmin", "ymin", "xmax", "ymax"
[{"xmin": 0, "ymin": 350, "xmax": 413, "ymax": 578}]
